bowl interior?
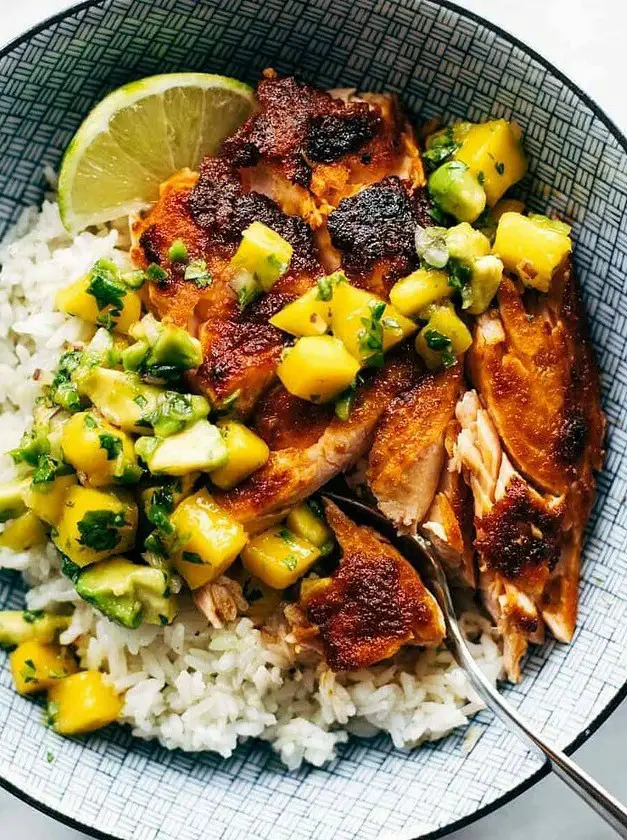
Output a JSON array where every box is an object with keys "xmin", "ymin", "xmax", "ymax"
[{"xmin": 0, "ymin": 2, "xmax": 626, "ymax": 839}]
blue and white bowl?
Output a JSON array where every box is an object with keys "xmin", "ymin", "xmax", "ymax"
[{"xmin": 0, "ymin": 2, "xmax": 626, "ymax": 839}]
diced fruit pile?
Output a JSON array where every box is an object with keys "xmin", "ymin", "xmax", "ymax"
[{"xmin": 0, "ymin": 114, "xmax": 573, "ymax": 738}]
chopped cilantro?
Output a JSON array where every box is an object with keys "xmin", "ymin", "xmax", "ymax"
[
  {"xmin": 277, "ymin": 528, "xmax": 297, "ymax": 546},
  {"xmin": 182, "ymin": 551, "xmax": 203, "ymax": 564},
  {"xmin": 146, "ymin": 485, "xmax": 175, "ymax": 536},
  {"xmin": 44, "ymin": 700, "xmax": 59, "ymax": 728},
  {"xmin": 77, "ymin": 510, "xmax": 125, "ymax": 551},
  {"xmin": 10, "ymin": 429, "xmax": 50, "ymax": 467},
  {"xmin": 60, "ymin": 554, "xmax": 82, "ymax": 583},
  {"xmin": 447, "ymin": 258, "xmax": 473, "ymax": 309},
  {"xmin": 83, "ymin": 414, "xmax": 98, "ymax": 430},
  {"xmin": 185, "ymin": 259, "xmax": 212, "ymax": 289},
  {"xmin": 49, "ymin": 350, "xmax": 84, "ymax": 413},
  {"xmin": 281, "ymin": 554, "xmax": 298, "ymax": 572},
  {"xmin": 422, "ymin": 128, "xmax": 459, "ymax": 171},
  {"xmin": 99, "ymin": 434, "xmax": 123, "ymax": 461},
  {"xmin": 158, "ymin": 614, "xmax": 169, "ymax": 626},
  {"xmin": 46, "ymin": 750, "xmax": 55, "ymax": 763},
  {"xmin": 477, "ymin": 170, "xmax": 485, "ymax": 185},
  {"xmin": 145, "ymin": 391, "xmax": 200, "ymax": 438},
  {"xmin": 495, "ymin": 161, "xmax": 505, "ymax": 175},
  {"xmin": 424, "ymin": 329, "xmax": 457, "ymax": 369},
  {"xmin": 134, "ymin": 394, "xmax": 148, "ymax": 408},
  {"xmin": 86, "ymin": 259, "xmax": 127, "ymax": 330},
  {"xmin": 334, "ymin": 375, "xmax": 362, "ymax": 421},
  {"xmin": 358, "ymin": 300, "xmax": 386, "ymax": 367},
  {"xmin": 22, "ymin": 609, "xmax": 44, "ymax": 624},
  {"xmin": 32, "ymin": 455, "xmax": 58, "ymax": 486}
]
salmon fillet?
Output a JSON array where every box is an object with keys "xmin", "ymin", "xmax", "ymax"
[
  {"xmin": 454, "ymin": 391, "xmax": 567, "ymax": 680},
  {"xmin": 213, "ymin": 353, "xmax": 418, "ymax": 528},
  {"xmin": 367, "ymin": 363, "xmax": 463, "ymax": 531},
  {"xmin": 467, "ymin": 261, "xmax": 604, "ymax": 650},
  {"xmin": 298, "ymin": 500, "xmax": 445, "ymax": 671}
]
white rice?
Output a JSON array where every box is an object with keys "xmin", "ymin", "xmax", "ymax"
[{"xmin": 0, "ymin": 201, "xmax": 503, "ymax": 769}]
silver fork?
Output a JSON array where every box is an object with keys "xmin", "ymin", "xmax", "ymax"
[{"xmin": 324, "ymin": 492, "xmax": 627, "ymax": 838}]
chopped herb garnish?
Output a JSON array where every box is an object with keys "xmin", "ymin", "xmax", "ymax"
[
  {"xmin": 145, "ymin": 263, "xmax": 169, "ymax": 284},
  {"xmin": 334, "ymin": 374, "xmax": 362, "ymax": 421},
  {"xmin": 10, "ymin": 429, "xmax": 50, "ymax": 467},
  {"xmin": 84, "ymin": 414, "xmax": 98, "ymax": 430},
  {"xmin": 422, "ymin": 128, "xmax": 459, "ymax": 171},
  {"xmin": 134, "ymin": 394, "xmax": 148, "ymax": 408},
  {"xmin": 146, "ymin": 485, "xmax": 175, "ymax": 536},
  {"xmin": 495, "ymin": 161, "xmax": 505, "ymax": 175},
  {"xmin": 44, "ymin": 701, "xmax": 59, "ymax": 728},
  {"xmin": 278, "ymin": 528, "xmax": 297, "ymax": 546},
  {"xmin": 185, "ymin": 259, "xmax": 212, "ymax": 289},
  {"xmin": 60, "ymin": 554, "xmax": 82, "ymax": 583},
  {"xmin": 182, "ymin": 551, "xmax": 203, "ymax": 564},
  {"xmin": 49, "ymin": 350, "xmax": 84, "ymax": 413},
  {"xmin": 32, "ymin": 455, "xmax": 58, "ymax": 486},
  {"xmin": 477, "ymin": 170, "xmax": 485, "ymax": 185},
  {"xmin": 168, "ymin": 239, "xmax": 189, "ymax": 264},
  {"xmin": 447, "ymin": 257, "xmax": 473, "ymax": 309},
  {"xmin": 46, "ymin": 751, "xmax": 55, "ymax": 763},
  {"xmin": 424, "ymin": 329, "xmax": 457, "ymax": 368},
  {"xmin": 23, "ymin": 609, "xmax": 44, "ymax": 624},
  {"xmin": 86, "ymin": 259, "xmax": 127, "ymax": 330},
  {"xmin": 158, "ymin": 614, "xmax": 169, "ymax": 626},
  {"xmin": 282, "ymin": 554, "xmax": 298, "ymax": 572},
  {"xmin": 77, "ymin": 510, "xmax": 125, "ymax": 551},
  {"xmin": 358, "ymin": 300, "xmax": 386, "ymax": 367},
  {"xmin": 99, "ymin": 434, "xmax": 123, "ymax": 461},
  {"xmin": 144, "ymin": 391, "xmax": 204, "ymax": 438}
]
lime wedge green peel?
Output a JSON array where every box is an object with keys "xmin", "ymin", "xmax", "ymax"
[{"xmin": 58, "ymin": 73, "xmax": 255, "ymax": 233}]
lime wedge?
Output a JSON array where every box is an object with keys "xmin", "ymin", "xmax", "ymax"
[{"xmin": 58, "ymin": 73, "xmax": 255, "ymax": 232}]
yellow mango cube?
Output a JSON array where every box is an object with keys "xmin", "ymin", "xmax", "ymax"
[
  {"xmin": 286, "ymin": 503, "xmax": 333, "ymax": 552},
  {"xmin": 61, "ymin": 412, "xmax": 139, "ymax": 487},
  {"xmin": 47, "ymin": 670, "xmax": 123, "ymax": 735},
  {"xmin": 10, "ymin": 640, "xmax": 77, "ymax": 696},
  {"xmin": 492, "ymin": 211, "xmax": 572, "ymax": 292},
  {"xmin": 389, "ymin": 269, "xmax": 453, "ymax": 318},
  {"xmin": 331, "ymin": 283, "xmax": 416, "ymax": 365},
  {"xmin": 56, "ymin": 272, "xmax": 141, "ymax": 334},
  {"xmin": 269, "ymin": 287, "xmax": 333, "ymax": 336},
  {"xmin": 300, "ymin": 575, "xmax": 333, "ymax": 604},
  {"xmin": 241, "ymin": 525, "xmax": 321, "ymax": 590},
  {"xmin": 0, "ymin": 511, "xmax": 47, "ymax": 552},
  {"xmin": 211, "ymin": 421, "xmax": 270, "ymax": 490},
  {"xmin": 53, "ymin": 485, "xmax": 138, "ymax": 567},
  {"xmin": 230, "ymin": 222, "xmax": 293, "ymax": 292},
  {"xmin": 277, "ymin": 335, "xmax": 360, "ymax": 403},
  {"xmin": 170, "ymin": 489, "xmax": 248, "ymax": 589},
  {"xmin": 415, "ymin": 305, "xmax": 473, "ymax": 370},
  {"xmin": 23, "ymin": 473, "xmax": 77, "ymax": 526},
  {"xmin": 455, "ymin": 120, "xmax": 528, "ymax": 206}
]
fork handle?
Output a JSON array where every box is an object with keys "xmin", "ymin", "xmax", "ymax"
[{"xmin": 444, "ymin": 601, "xmax": 627, "ymax": 837}]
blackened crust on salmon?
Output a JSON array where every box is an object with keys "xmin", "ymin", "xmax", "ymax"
[
  {"xmin": 188, "ymin": 158, "xmax": 319, "ymax": 272},
  {"xmin": 327, "ymin": 176, "xmax": 429, "ymax": 268},
  {"xmin": 306, "ymin": 112, "xmax": 381, "ymax": 163},
  {"xmin": 475, "ymin": 477, "xmax": 563, "ymax": 581},
  {"xmin": 555, "ymin": 407, "xmax": 588, "ymax": 464},
  {"xmin": 221, "ymin": 74, "xmax": 385, "ymax": 186},
  {"xmin": 305, "ymin": 553, "xmax": 431, "ymax": 671}
]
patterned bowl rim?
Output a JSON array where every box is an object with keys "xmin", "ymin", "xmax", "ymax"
[{"xmin": 0, "ymin": 1, "xmax": 626, "ymax": 838}]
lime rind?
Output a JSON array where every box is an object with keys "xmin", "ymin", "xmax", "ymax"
[{"xmin": 58, "ymin": 73, "xmax": 255, "ymax": 232}]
